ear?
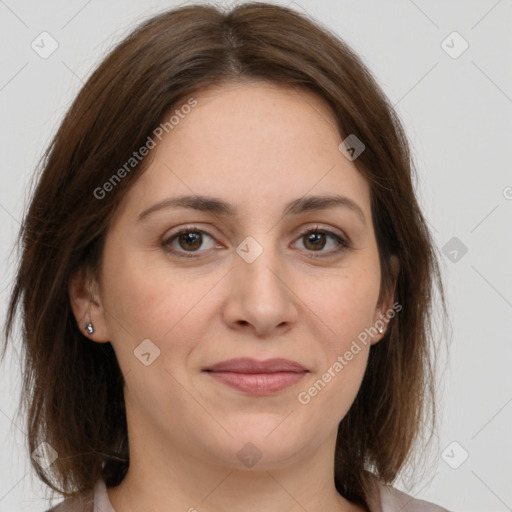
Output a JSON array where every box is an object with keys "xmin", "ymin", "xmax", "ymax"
[
  {"xmin": 370, "ymin": 254, "xmax": 400, "ymax": 345},
  {"xmin": 68, "ymin": 266, "xmax": 110, "ymax": 343}
]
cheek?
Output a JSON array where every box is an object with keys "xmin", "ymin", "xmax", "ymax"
[
  {"xmin": 298, "ymin": 285, "xmax": 376, "ymax": 421},
  {"xmin": 321, "ymin": 269, "xmax": 380, "ymax": 404},
  {"xmin": 306, "ymin": 265, "xmax": 381, "ymax": 349},
  {"xmin": 294, "ymin": 266, "xmax": 379, "ymax": 412},
  {"xmin": 101, "ymin": 246, "xmax": 219, "ymax": 350}
]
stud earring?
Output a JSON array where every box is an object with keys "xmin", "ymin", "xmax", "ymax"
[
  {"xmin": 84, "ymin": 323, "xmax": 95, "ymax": 335},
  {"xmin": 377, "ymin": 326, "xmax": 384, "ymax": 334}
]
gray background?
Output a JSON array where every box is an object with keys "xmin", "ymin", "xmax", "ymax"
[{"xmin": 1, "ymin": 0, "xmax": 511, "ymax": 510}]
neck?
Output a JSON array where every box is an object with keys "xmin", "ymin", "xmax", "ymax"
[{"xmin": 107, "ymin": 432, "xmax": 366, "ymax": 512}]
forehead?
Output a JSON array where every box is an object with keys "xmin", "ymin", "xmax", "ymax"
[{"xmin": 118, "ymin": 82, "xmax": 371, "ymax": 221}]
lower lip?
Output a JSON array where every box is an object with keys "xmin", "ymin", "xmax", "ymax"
[{"xmin": 205, "ymin": 371, "xmax": 307, "ymax": 395}]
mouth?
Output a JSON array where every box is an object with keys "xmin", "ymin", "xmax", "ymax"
[{"xmin": 202, "ymin": 358, "xmax": 308, "ymax": 395}]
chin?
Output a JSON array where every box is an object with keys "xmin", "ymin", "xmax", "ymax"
[{"xmin": 203, "ymin": 425, "xmax": 312, "ymax": 468}]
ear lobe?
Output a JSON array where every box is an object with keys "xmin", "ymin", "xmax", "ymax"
[{"xmin": 68, "ymin": 266, "xmax": 110, "ymax": 343}]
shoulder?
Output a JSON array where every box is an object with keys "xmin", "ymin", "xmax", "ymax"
[
  {"xmin": 42, "ymin": 489, "xmax": 94, "ymax": 512},
  {"xmin": 368, "ymin": 481, "xmax": 451, "ymax": 512}
]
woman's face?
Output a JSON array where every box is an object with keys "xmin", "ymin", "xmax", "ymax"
[{"xmin": 74, "ymin": 82, "xmax": 395, "ymax": 470}]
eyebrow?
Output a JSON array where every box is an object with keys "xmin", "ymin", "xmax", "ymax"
[{"xmin": 137, "ymin": 193, "xmax": 366, "ymax": 226}]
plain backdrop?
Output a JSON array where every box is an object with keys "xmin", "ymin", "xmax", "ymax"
[{"xmin": 1, "ymin": 0, "xmax": 511, "ymax": 511}]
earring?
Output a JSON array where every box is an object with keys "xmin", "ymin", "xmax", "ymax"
[
  {"xmin": 377, "ymin": 326, "xmax": 384, "ymax": 334},
  {"xmin": 84, "ymin": 323, "xmax": 95, "ymax": 335}
]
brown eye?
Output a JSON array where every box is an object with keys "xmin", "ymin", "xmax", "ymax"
[
  {"xmin": 177, "ymin": 231, "xmax": 203, "ymax": 251},
  {"xmin": 163, "ymin": 228, "xmax": 216, "ymax": 257},
  {"xmin": 302, "ymin": 232, "xmax": 328, "ymax": 251},
  {"xmin": 294, "ymin": 228, "xmax": 351, "ymax": 258},
  {"xmin": 162, "ymin": 225, "xmax": 350, "ymax": 260}
]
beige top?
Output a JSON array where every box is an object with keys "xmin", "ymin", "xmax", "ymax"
[{"xmin": 46, "ymin": 478, "xmax": 450, "ymax": 511}]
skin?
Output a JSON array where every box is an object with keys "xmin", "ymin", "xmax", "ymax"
[{"xmin": 69, "ymin": 81, "xmax": 398, "ymax": 512}]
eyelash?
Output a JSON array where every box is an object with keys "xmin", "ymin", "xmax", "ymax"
[{"xmin": 162, "ymin": 225, "xmax": 351, "ymax": 259}]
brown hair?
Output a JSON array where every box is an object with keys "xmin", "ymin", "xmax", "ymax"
[{"xmin": 1, "ymin": 2, "xmax": 448, "ymax": 507}]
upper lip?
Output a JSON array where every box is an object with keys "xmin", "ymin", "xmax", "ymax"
[{"xmin": 204, "ymin": 358, "xmax": 308, "ymax": 373}]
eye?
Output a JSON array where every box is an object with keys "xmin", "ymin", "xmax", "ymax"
[
  {"xmin": 162, "ymin": 225, "xmax": 351, "ymax": 259},
  {"xmin": 163, "ymin": 227, "xmax": 217, "ymax": 258},
  {"xmin": 293, "ymin": 226, "xmax": 351, "ymax": 258}
]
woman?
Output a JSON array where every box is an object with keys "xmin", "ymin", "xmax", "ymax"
[{"xmin": 2, "ymin": 3, "xmax": 450, "ymax": 511}]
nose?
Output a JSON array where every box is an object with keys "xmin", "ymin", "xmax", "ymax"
[{"xmin": 222, "ymin": 237, "xmax": 299, "ymax": 337}]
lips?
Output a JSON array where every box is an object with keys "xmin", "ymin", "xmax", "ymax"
[
  {"xmin": 203, "ymin": 358, "xmax": 308, "ymax": 395},
  {"xmin": 204, "ymin": 357, "xmax": 307, "ymax": 373}
]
